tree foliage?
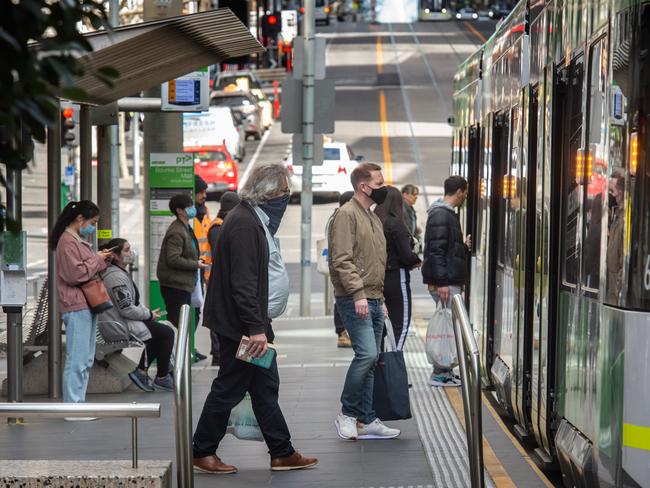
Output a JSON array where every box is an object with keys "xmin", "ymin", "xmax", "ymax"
[{"xmin": 0, "ymin": 0, "xmax": 117, "ymax": 174}]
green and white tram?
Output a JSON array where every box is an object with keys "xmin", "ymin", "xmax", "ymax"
[{"xmin": 452, "ymin": 0, "xmax": 649, "ymax": 485}]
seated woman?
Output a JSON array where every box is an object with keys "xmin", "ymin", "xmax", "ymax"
[{"xmin": 98, "ymin": 238, "xmax": 175, "ymax": 392}]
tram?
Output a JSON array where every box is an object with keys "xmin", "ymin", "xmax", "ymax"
[
  {"xmin": 418, "ymin": 0, "xmax": 452, "ymax": 20},
  {"xmin": 451, "ymin": 0, "xmax": 649, "ymax": 486}
]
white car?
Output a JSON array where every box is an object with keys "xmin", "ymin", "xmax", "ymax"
[
  {"xmin": 285, "ymin": 141, "xmax": 363, "ymax": 197},
  {"xmin": 455, "ymin": 7, "xmax": 479, "ymax": 20}
]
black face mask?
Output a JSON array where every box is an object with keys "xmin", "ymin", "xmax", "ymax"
[
  {"xmin": 259, "ymin": 194, "xmax": 290, "ymax": 235},
  {"xmin": 367, "ymin": 185, "xmax": 388, "ymax": 205},
  {"xmin": 608, "ymin": 193, "xmax": 617, "ymax": 209}
]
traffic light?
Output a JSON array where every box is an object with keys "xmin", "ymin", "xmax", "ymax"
[
  {"xmin": 60, "ymin": 105, "xmax": 78, "ymax": 147},
  {"xmin": 262, "ymin": 13, "xmax": 281, "ymax": 40}
]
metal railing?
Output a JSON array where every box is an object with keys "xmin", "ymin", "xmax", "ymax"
[
  {"xmin": 173, "ymin": 304, "xmax": 193, "ymax": 488},
  {"xmin": 451, "ymin": 294, "xmax": 485, "ymax": 488},
  {"xmin": 0, "ymin": 402, "xmax": 160, "ymax": 468}
]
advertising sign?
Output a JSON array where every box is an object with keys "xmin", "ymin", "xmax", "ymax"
[
  {"xmin": 147, "ymin": 153, "xmax": 194, "ymax": 312},
  {"xmin": 281, "ymin": 10, "xmax": 298, "ymax": 41},
  {"xmin": 161, "ymin": 67, "xmax": 210, "ymax": 112}
]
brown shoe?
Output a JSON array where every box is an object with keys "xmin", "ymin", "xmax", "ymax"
[
  {"xmin": 271, "ymin": 451, "xmax": 318, "ymax": 471},
  {"xmin": 193, "ymin": 454, "xmax": 237, "ymax": 474},
  {"xmin": 337, "ymin": 330, "xmax": 352, "ymax": 348}
]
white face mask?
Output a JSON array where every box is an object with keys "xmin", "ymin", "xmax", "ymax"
[{"xmin": 122, "ymin": 253, "xmax": 134, "ymax": 265}]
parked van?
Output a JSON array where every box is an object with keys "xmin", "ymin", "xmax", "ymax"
[{"xmin": 183, "ymin": 107, "xmax": 244, "ymax": 162}]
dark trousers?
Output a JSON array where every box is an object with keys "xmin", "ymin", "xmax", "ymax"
[
  {"xmin": 334, "ymin": 303, "xmax": 345, "ymax": 335},
  {"xmin": 209, "ymin": 330, "xmax": 220, "ymax": 356},
  {"xmin": 384, "ymin": 268, "xmax": 412, "ymax": 350},
  {"xmin": 160, "ymin": 285, "xmax": 191, "ymax": 329},
  {"xmin": 138, "ymin": 320, "xmax": 175, "ymax": 377},
  {"xmin": 193, "ymin": 335, "xmax": 294, "ymax": 459}
]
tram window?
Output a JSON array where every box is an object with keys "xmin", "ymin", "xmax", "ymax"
[
  {"xmin": 581, "ymin": 39, "xmax": 607, "ymax": 293},
  {"xmin": 561, "ymin": 56, "xmax": 584, "ymax": 287},
  {"xmin": 622, "ymin": 5, "xmax": 650, "ymax": 309}
]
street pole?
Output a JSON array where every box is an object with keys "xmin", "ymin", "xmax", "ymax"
[
  {"xmin": 6, "ymin": 168, "xmax": 23, "ymax": 423},
  {"xmin": 133, "ymin": 113, "xmax": 141, "ymax": 192},
  {"xmin": 108, "ymin": 0, "xmax": 120, "ymax": 236},
  {"xmin": 300, "ymin": 0, "xmax": 315, "ymax": 316},
  {"xmin": 79, "ymin": 105, "xmax": 93, "ymax": 201},
  {"xmin": 47, "ymin": 101, "xmax": 62, "ymax": 399},
  {"xmin": 97, "ymin": 125, "xmax": 112, "ymax": 246},
  {"xmin": 143, "ymin": 0, "xmax": 183, "ymax": 306}
]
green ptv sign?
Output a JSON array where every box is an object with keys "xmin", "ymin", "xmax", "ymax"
[{"xmin": 148, "ymin": 152, "xmax": 194, "ymax": 312}]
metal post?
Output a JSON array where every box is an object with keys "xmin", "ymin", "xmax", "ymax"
[
  {"xmin": 79, "ymin": 105, "xmax": 93, "ymax": 201},
  {"xmin": 173, "ymin": 305, "xmax": 193, "ymax": 488},
  {"xmin": 47, "ymin": 102, "xmax": 62, "ymax": 399},
  {"xmin": 451, "ymin": 294, "xmax": 485, "ymax": 488},
  {"xmin": 108, "ymin": 0, "xmax": 120, "ymax": 234},
  {"xmin": 300, "ymin": 0, "xmax": 316, "ymax": 316},
  {"xmin": 6, "ymin": 168, "xmax": 23, "ymax": 423},
  {"xmin": 132, "ymin": 113, "xmax": 141, "ymax": 192},
  {"xmin": 131, "ymin": 416, "xmax": 139, "ymax": 468},
  {"xmin": 97, "ymin": 126, "xmax": 112, "ymax": 245}
]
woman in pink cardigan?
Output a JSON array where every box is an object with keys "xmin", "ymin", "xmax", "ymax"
[{"xmin": 50, "ymin": 201, "xmax": 113, "ymax": 417}]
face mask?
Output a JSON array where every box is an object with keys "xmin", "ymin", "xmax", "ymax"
[
  {"xmin": 366, "ymin": 185, "xmax": 388, "ymax": 205},
  {"xmin": 259, "ymin": 194, "xmax": 290, "ymax": 235},
  {"xmin": 608, "ymin": 193, "xmax": 617, "ymax": 209},
  {"xmin": 185, "ymin": 206, "xmax": 197, "ymax": 219},
  {"xmin": 122, "ymin": 253, "xmax": 134, "ymax": 265},
  {"xmin": 80, "ymin": 224, "xmax": 96, "ymax": 237}
]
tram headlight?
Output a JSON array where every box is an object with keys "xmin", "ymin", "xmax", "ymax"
[
  {"xmin": 441, "ymin": 7, "xmax": 447, "ymax": 13},
  {"xmin": 424, "ymin": 8, "xmax": 430, "ymax": 13}
]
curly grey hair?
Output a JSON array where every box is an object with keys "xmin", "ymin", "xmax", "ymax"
[{"xmin": 239, "ymin": 163, "xmax": 290, "ymax": 205}]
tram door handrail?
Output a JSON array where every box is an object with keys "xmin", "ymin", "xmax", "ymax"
[
  {"xmin": 451, "ymin": 294, "xmax": 485, "ymax": 488},
  {"xmin": 0, "ymin": 402, "xmax": 160, "ymax": 468},
  {"xmin": 173, "ymin": 304, "xmax": 193, "ymax": 488}
]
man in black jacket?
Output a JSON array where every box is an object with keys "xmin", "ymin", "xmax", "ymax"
[
  {"xmin": 192, "ymin": 164, "xmax": 317, "ymax": 474},
  {"xmin": 422, "ymin": 175, "xmax": 471, "ymax": 387}
]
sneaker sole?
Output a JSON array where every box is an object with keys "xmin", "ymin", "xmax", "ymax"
[
  {"xmin": 128, "ymin": 374, "xmax": 154, "ymax": 392},
  {"xmin": 153, "ymin": 384, "xmax": 174, "ymax": 392},
  {"xmin": 193, "ymin": 465, "xmax": 237, "ymax": 475},
  {"xmin": 270, "ymin": 460, "xmax": 318, "ymax": 471},
  {"xmin": 357, "ymin": 432, "xmax": 401, "ymax": 440},
  {"xmin": 334, "ymin": 420, "xmax": 357, "ymax": 441},
  {"xmin": 428, "ymin": 380, "xmax": 460, "ymax": 388}
]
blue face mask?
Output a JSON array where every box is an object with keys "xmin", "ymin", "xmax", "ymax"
[
  {"xmin": 80, "ymin": 224, "xmax": 96, "ymax": 237},
  {"xmin": 185, "ymin": 206, "xmax": 197, "ymax": 219},
  {"xmin": 259, "ymin": 194, "xmax": 290, "ymax": 235}
]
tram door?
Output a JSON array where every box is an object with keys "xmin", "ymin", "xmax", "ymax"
[
  {"xmin": 488, "ymin": 111, "xmax": 513, "ymax": 413},
  {"xmin": 465, "ymin": 125, "xmax": 482, "ymax": 307},
  {"xmin": 512, "ymin": 86, "xmax": 539, "ymax": 437}
]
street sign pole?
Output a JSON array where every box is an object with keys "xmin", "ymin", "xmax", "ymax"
[{"xmin": 300, "ymin": 0, "xmax": 316, "ymax": 316}]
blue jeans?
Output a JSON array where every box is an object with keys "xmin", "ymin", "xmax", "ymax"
[
  {"xmin": 336, "ymin": 296, "xmax": 384, "ymax": 424},
  {"xmin": 62, "ymin": 309, "xmax": 97, "ymax": 403}
]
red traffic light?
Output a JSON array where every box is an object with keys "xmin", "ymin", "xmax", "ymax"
[
  {"xmin": 62, "ymin": 107, "xmax": 74, "ymax": 119},
  {"xmin": 299, "ymin": 6, "xmax": 305, "ymax": 13},
  {"xmin": 268, "ymin": 14, "xmax": 278, "ymax": 25}
]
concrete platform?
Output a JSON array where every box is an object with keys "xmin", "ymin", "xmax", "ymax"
[{"xmin": 0, "ymin": 460, "xmax": 171, "ymax": 487}]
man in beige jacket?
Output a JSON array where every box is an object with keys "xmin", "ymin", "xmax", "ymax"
[{"xmin": 328, "ymin": 162, "xmax": 401, "ymax": 441}]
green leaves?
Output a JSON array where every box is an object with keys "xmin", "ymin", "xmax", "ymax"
[{"xmin": 0, "ymin": 0, "xmax": 114, "ymax": 171}]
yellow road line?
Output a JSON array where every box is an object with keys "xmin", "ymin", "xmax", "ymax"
[
  {"xmin": 464, "ymin": 21, "xmax": 487, "ymax": 44},
  {"xmin": 378, "ymin": 90, "xmax": 393, "ymax": 184},
  {"xmin": 376, "ymin": 35, "xmax": 393, "ymax": 184}
]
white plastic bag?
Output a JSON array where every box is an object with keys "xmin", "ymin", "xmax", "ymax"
[
  {"xmin": 425, "ymin": 304, "xmax": 458, "ymax": 370},
  {"xmin": 316, "ymin": 238, "xmax": 329, "ymax": 275},
  {"xmin": 226, "ymin": 393, "xmax": 263, "ymax": 442},
  {"xmin": 190, "ymin": 271, "xmax": 203, "ymax": 308}
]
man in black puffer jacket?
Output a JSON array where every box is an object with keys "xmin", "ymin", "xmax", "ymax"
[{"xmin": 422, "ymin": 175, "xmax": 471, "ymax": 387}]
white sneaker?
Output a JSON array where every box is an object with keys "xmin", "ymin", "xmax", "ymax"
[
  {"xmin": 335, "ymin": 413, "xmax": 358, "ymax": 440},
  {"xmin": 64, "ymin": 417, "xmax": 99, "ymax": 422},
  {"xmin": 357, "ymin": 419, "xmax": 401, "ymax": 440}
]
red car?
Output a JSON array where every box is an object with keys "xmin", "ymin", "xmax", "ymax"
[{"xmin": 186, "ymin": 146, "xmax": 238, "ymax": 194}]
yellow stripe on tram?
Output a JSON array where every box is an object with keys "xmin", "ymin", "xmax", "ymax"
[
  {"xmin": 623, "ymin": 424, "xmax": 650, "ymax": 451},
  {"xmin": 376, "ymin": 35, "xmax": 393, "ymax": 184}
]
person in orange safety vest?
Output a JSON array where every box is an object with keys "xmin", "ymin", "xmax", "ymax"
[{"xmin": 193, "ymin": 175, "xmax": 211, "ymax": 361}]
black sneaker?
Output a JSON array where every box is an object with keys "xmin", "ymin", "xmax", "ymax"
[{"xmin": 194, "ymin": 350, "xmax": 207, "ymax": 361}]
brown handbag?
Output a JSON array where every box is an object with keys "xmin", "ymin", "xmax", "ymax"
[{"xmin": 80, "ymin": 277, "xmax": 113, "ymax": 314}]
